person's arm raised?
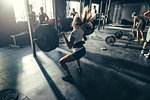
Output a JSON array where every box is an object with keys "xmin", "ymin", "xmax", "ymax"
[{"xmin": 143, "ymin": 11, "xmax": 150, "ymax": 19}]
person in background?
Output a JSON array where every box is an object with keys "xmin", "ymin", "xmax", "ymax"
[
  {"xmin": 70, "ymin": 8, "xmax": 77, "ymax": 17},
  {"xmin": 92, "ymin": 5, "xmax": 97, "ymax": 18},
  {"xmin": 29, "ymin": 4, "xmax": 38, "ymax": 32},
  {"xmin": 131, "ymin": 12, "xmax": 146, "ymax": 42},
  {"xmin": 140, "ymin": 10, "xmax": 150, "ymax": 58},
  {"xmin": 39, "ymin": 7, "xmax": 49, "ymax": 24}
]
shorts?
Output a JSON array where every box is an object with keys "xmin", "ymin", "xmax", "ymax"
[
  {"xmin": 137, "ymin": 23, "xmax": 145, "ymax": 31},
  {"xmin": 146, "ymin": 27, "xmax": 150, "ymax": 42},
  {"xmin": 72, "ymin": 47, "xmax": 86, "ymax": 60}
]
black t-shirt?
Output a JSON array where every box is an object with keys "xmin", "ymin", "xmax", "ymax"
[
  {"xmin": 94, "ymin": 9, "xmax": 97, "ymax": 14},
  {"xmin": 39, "ymin": 13, "xmax": 46, "ymax": 24},
  {"xmin": 135, "ymin": 16, "xmax": 146, "ymax": 24}
]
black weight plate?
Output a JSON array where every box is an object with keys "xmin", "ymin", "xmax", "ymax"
[
  {"xmin": 35, "ymin": 24, "xmax": 59, "ymax": 52},
  {"xmin": 81, "ymin": 23, "xmax": 95, "ymax": 35},
  {"xmin": 0, "ymin": 89, "xmax": 19, "ymax": 100},
  {"xmin": 105, "ymin": 36, "xmax": 116, "ymax": 46},
  {"xmin": 127, "ymin": 33, "xmax": 134, "ymax": 40},
  {"xmin": 114, "ymin": 31, "xmax": 123, "ymax": 39}
]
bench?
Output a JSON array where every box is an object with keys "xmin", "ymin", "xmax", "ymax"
[{"xmin": 10, "ymin": 31, "xmax": 29, "ymax": 48}]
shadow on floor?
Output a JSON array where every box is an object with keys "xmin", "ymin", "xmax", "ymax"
[
  {"xmin": 35, "ymin": 57, "xmax": 67, "ymax": 100},
  {"xmin": 112, "ymin": 44, "xmax": 142, "ymax": 50},
  {"xmin": 84, "ymin": 51, "xmax": 150, "ymax": 83},
  {"xmin": 75, "ymin": 51, "xmax": 150, "ymax": 100}
]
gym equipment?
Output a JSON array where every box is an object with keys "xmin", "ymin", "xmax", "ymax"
[
  {"xmin": 0, "ymin": 89, "xmax": 19, "ymax": 100},
  {"xmin": 10, "ymin": 31, "xmax": 30, "ymax": 48},
  {"xmin": 114, "ymin": 31, "xmax": 123, "ymax": 39},
  {"xmin": 127, "ymin": 32, "xmax": 135, "ymax": 40},
  {"xmin": 34, "ymin": 24, "xmax": 59, "ymax": 52},
  {"xmin": 105, "ymin": 30, "xmax": 135, "ymax": 46},
  {"xmin": 81, "ymin": 22, "xmax": 95, "ymax": 35},
  {"xmin": 105, "ymin": 35, "xmax": 116, "ymax": 46},
  {"xmin": 114, "ymin": 30, "xmax": 135, "ymax": 40}
]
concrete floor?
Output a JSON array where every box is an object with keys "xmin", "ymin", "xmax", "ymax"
[{"xmin": 0, "ymin": 25, "xmax": 150, "ymax": 100}]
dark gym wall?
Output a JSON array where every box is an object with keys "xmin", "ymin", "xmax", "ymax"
[
  {"xmin": 121, "ymin": 3, "xmax": 148, "ymax": 21},
  {"xmin": 120, "ymin": 3, "xmax": 143, "ymax": 24},
  {"xmin": 109, "ymin": 1, "xmax": 150, "ymax": 25},
  {"xmin": 57, "ymin": 0, "xmax": 66, "ymax": 19},
  {"xmin": 84, "ymin": 0, "xmax": 90, "ymax": 6}
]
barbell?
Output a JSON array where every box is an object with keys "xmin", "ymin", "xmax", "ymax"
[
  {"xmin": 105, "ymin": 31, "xmax": 135, "ymax": 46},
  {"xmin": 114, "ymin": 31, "xmax": 123, "ymax": 39},
  {"xmin": 34, "ymin": 23, "xmax": 95, "ymax": 52},
  {"xmin": 114, "ymin": 30, "xmax": 135, "ymax": 40}
]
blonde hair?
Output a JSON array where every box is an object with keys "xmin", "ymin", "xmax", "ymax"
[
  {"xmin": 72, "ymin": 14, "xmax": 82, "ymax": 29},
  {"xmin": 81, "ymin": 6, "xmax": 92, "ymax": 24},
  {"xmin": 71, "ymin": 6, "xmax": 93, "ymax": 29}
]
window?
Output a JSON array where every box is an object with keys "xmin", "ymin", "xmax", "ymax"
[
  {"xmin": 91, "ymin": 3, "xmax": 99, "ymax": 14},
  {"xmin": 29, "ymin": 0, "xmax": 53, "ymax": 20},
  {"xmin": 12, "ymin": 0, "xmax": 53, "ymax": 23},
  {"xmin": 66, "ymin": 1, "xmax": 99, "ymax": 18},
  {"xmin": 66, "ymin": 1, "xmax": 80, "ymax": 18},
  {"xmin": 12, "ymin": 0, "xmax": 27, "ymax": 22}
]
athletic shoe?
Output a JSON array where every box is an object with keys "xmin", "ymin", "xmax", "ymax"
[
  {"xmin": 144, "ymin": 53, "xmax": 150, "ymax": 59},
  {"xmin": 62, "ymin": 75, "xmax": 73, "ymax": 81},
  {"xmin": 141, "ymin": 50, "xmax": 145, "ymax": 55},
  {"xmin": 140, "ymin": 39, "xmax": 144, "ymax": 42},
  {"xmin": 134, "ymin": 39, "xmax": 139, "ymax": 42}
]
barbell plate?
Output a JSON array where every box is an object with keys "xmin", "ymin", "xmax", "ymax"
[
  {"xmin": 105, "ymin": 35, "xmax": 116, "ymax": 46},
  {"xmin": 0, "ymin": 89, "xmax": 19, "ymax": 100},
  {"xmin": 35, "ymin": 24, "xmax": 59, "ymax": 52},
  {"xmin": 114, "ymin": 31, "xmax": 123, "ymax": 39},
  {"xmin": 81, "ymin": 22, "xmax": 95, "ymax": 35},
  {"xmin": 127, "ymin": 33, "xmax": 134, "ymax": 40}
]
